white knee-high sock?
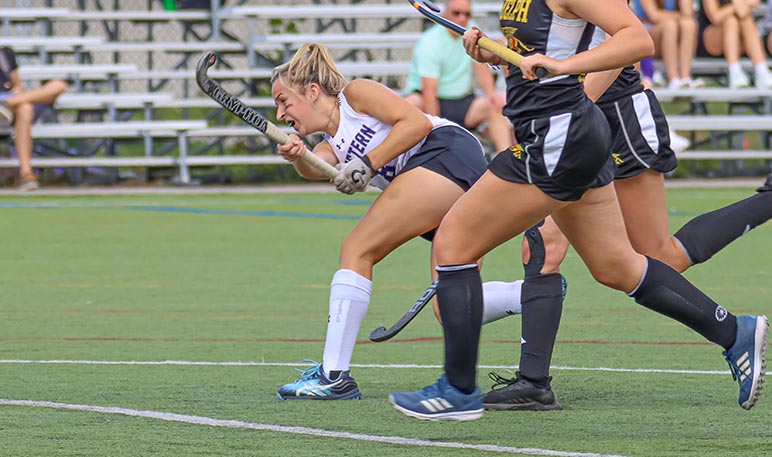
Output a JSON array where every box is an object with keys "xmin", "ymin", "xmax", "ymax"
[
  {"xmin": 322, "ymin": 269, "xmax": 372, "ymax": 375},
  {"xmin": 482, "ymin": 280, "xmax": 523, "ymax": 324}
]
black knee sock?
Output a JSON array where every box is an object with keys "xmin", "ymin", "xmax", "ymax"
[
  {"xmin": 630, "ymin": 257, "xmax": 737, "ymax": 349},
  {"xmin": 519, "ymin": 273, "xmax": 564, "ymax": 386},
  {"xmin": 518, "ymin": 221, "xmax": 564, "ymax": 386},
  {"xmin": 436, "ymin": 265, "xmax": 483, "ymax": 394},
  {"xmin": 674, "ymin": 192, "xmax": 772, "ymax": 265}
]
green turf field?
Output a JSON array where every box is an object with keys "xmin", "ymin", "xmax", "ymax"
[{"xmin": 0, "ymin": 187, "xmax": 770, "ymax": 457}]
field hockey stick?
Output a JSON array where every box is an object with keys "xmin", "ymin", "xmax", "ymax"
[
  {"xmin": 369, "ymin": 279, "xmax": 438, "ymax": 342},
  {"xmin": 408, "ymin": 0, "xmax": 548, "ymax": 78},
  {"xmin": 195, "ymin": 52, "xmax": 338, "ymax": 179}
]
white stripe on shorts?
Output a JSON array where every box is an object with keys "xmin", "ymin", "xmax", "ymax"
[
  {"xmin": 631, "ymin": 92, "xmax": 660, "ymax": 154},
  {"xmin": 543, "ymin": 112, "xmax": 572, "ymax": 176}
]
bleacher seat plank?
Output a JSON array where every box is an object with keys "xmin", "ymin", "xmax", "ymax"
[
  {"xmin": 677, "ymin": 151, "xmax": 772, "ymax": 160},
  {"xmin": 667, "ymin": 115, "xmax": 771, "ymax": 131},
  {"xmin": 29, "ymin": 120, "xmax": 206, "ymax": 139},
  {"xmin": 19, "ymin": 64, "xmax": 138, "ymax": 81},
  {"xmin": 1, "ymin": 36, "xmax": 103, "ymax": 52},
  {"xmin": 62, "ymin": 10, "xmax": 210, "ymax": 22},
  {"xmin": 219, "ymin": 3, "xmax": 502, "ymax": 20},
  {"xmin": 159, "ymin": 97, "xmax": 275, "ymax": 110},
  {"xmin": 0, "ymin": 7, "xmax": 69, "ymax": 20},
  {"xmin": 125, "ymin": 61, "xmax": 410, "ymax": 82},
  {"xmin": 55, "ymin": 93, "xmax": 174, "ymax": 110},
  {"xmin": 84, "ymin": 41, "xmax": 244, "ymax": 53},
  {"xmin": 653, "ymin": 87, "xmax": 772, "ymax": 103}
]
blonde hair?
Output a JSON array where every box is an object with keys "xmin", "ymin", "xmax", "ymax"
[{"xmin": 271, "ymin": 43, "xmax": 347, "ymax": 97}]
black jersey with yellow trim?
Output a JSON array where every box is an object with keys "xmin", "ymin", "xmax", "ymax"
[
  {"xmin": 499, "ymin": 0, "xmax": 596, "ymax": 120},
  {"xmin": 588, "ymin": 26, "xmax": 644, "ymax": 104},
  {"xmin": 596, "ymin": 65, "xmax": 645, "ymax": 105}
]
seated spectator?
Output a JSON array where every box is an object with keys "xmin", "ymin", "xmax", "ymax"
[
  {"xmin": 633, "ymin": 0, "xmax": 703, "ymax": 89},
  {"xmin": 0, "ymin": 47, "xmax": 67, "ymax": 190},
  {"xmin": 637, "ymin": 56, "xmax": 657, "ymax": 88},
  {"xmin": 403, "ymin": 0, "xmax": 514, "ymax": 154},
  {"xmin": 698, "ymin": 0, "xmax": 772, "ymax": 88},
  {"xmin": 762, "ymin": 2, "xmax": 772, "ymax": 57}
]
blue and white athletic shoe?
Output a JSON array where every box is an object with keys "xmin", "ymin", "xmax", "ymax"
[
  {"xmin": 723, "ymin": 315, "xmax": 769, "ymax": 410},
  {"xmin": 277, "ymin": 361, "xmax": 361, "ymax": 400},
  {"xmin": 389, "ymin": 374, "xmax": 483, "ymax": 421}
]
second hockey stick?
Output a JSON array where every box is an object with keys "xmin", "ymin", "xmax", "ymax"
[{"xmin": 369, "ymin": 279, "xmax": 438, "ymax": 342}]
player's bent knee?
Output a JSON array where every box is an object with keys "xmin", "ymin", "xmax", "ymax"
[
  {"xmin": 522, "ymin": 220, "xmax": 568, "ymax": 277},
  {"xmin": 432, "ymin": 226, "xmax": 476, "ymax": 266},
  {"xmin": 339, "ymin": 238, "xmax": 381, "ymax": 269},
  {"xmin": 588, "ymin": 266, "xmax": 631, "ymax": 291},
  {"xmin": 542, "ymin": 236, "xmax": 569, "ymax": 274}
]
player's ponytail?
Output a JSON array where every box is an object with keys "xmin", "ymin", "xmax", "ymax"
[{"xmin": 271, "ymin": 43, "xmax": 347, "ymax": 97}]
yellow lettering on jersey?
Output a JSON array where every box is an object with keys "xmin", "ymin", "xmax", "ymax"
[
  {"xmin": 612, "ymin": 153, "xmax": 624, "ymax": 165},
  {"xmin": 501, "ymin": 0, "xmax": 531, "ymax": 22},
  {"xmin": 513, "ymin": 0, "xmax": 532, "ymax": 22},
  {"xmin": 509, "ymin": 144, "xmax": 525, "ymax": 160},
  {"xmin": 577, "ymin": 73, "xmax": 587, "ymax": 83},
  {"xmin": 501, "ymin": 0, "xmax": 516, "ymax": 20}
]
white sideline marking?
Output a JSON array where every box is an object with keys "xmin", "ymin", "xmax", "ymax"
[
  {"xmin": 0, "ymin": 359, "xmax": 752, "ymax": 375},
  {"xmin": 0, "ymin": 399, "xmax": 630, "ymax": 457}
]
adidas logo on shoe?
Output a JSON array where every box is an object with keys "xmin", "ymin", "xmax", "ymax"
[
  {"xmin": 390, "ymin": 374, "xmax": 483, "ymax": 421},
  {"xmin": 419, "ymin": 396, "xmax": 455, "ymax": 413}
]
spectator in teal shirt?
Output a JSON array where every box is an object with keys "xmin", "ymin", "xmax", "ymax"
[{"xmin": 404, "ymin": 0, "xmax": 513, "ymax": 155}]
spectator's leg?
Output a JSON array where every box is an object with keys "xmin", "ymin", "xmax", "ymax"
[
  {"xmin": 11, "ymin": 102, "xmax": 36, "ymax": 184},
  {"xmin": 766, "ymin": 34, "xmax": 772, "ymax": 57},
  {"xmin": 403, "ymin": 92, "xmax": 423, "ymax": 110},
  {"xmin": 465, "ymin": 97, "xmax": 513, "ymax": 153},
  {"xmin": 5, "ymin": 80, "xmax": 67, "ymax": 108},
  {"xmin": 737, "ymin": 16, "xmax": 767, "ymax": 65},
  {"xmin": 652, "ymin": 19, "xmax": 680, "ymax": 86},
  {"xmin": 735, "ymin": 16, "xmax": 772, "ymax": 88},
  {"xmin": 711, "ymin": 17, "xmax": 752, "ymax": 88},
  {"xmin": 678, "ymin": 16, "xmax": 697, "ymax": 81},
  {"xmin": 720, "ymin": 16, "xmax": 741, "ymax": 64}
]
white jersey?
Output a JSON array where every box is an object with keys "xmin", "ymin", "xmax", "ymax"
[{"xmin": 325, "ymin": 89, "xmax": 457, "ymax": 190}]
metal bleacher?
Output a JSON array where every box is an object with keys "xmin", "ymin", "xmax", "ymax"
[{"xmin": 0, "ymin": 0, "xmax": 770, "ymax": 186}]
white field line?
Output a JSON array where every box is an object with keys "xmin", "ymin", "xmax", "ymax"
[
  {"xmin": 0, "ymin": 359, "xmax": 754, "ymax": 375},
  {"xmin": 0, "ymin": 399, "xmax": 631, "ymax": 457}
]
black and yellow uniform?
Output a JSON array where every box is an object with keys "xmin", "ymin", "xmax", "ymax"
[{"xmin": 489, "ymin": 0, "xmax": 613, "ymax": 201}]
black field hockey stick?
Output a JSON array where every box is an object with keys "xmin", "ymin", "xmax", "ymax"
[
  {"xmin": 195, "ymin": 52, "xmax": 338, "ymax": 179},
  {"xmin": 408, "ymin": 0, "xmax": 548, "ymax": 78},
  {"xmin": 369, "ymin": 279, "xmax": 438, "ymax": 342}
]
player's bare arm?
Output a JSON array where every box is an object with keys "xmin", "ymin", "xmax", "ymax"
[
  {"xmin": 343, "ymin": 79, "xmax": 432, "ymax": 170},
  {"xmin": 525, "ymin": 0, "xmax": 653, "ymax": 77}
]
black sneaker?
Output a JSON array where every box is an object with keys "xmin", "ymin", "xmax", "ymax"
[
  {"xmin": 482, "ymin": 371, "xmax": 563, "ymax": 411},
  {"xmin": 757, "ymin": 173, "xmax": 772, "ymax": 193}
]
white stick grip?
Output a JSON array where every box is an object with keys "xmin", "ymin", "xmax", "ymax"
[{"xmin": 264, "ymin": 122, "xmax": 338, "ymax": 179}]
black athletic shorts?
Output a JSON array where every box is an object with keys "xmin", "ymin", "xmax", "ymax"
[
  {"xmin": 489, "ymin": 98, "xmax": 614, "ymax": 202},
  {"xmin": 597, "ymin": 89, "xmax": 678, "ymax": 179},
  {"xmin": 439, "ymin": 94, "xmax": 475, "ymax": 127},
  {"xmin": 401, "ymin": 124, "xmax": 488, "ymax": 191},
  {"xmin": 400, "ymin": 124, "xmax": 487, "ymax": 241}
]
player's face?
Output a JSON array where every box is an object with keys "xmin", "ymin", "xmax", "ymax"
[{"xmin": 272, "ymin": 79, "xmax": 316, "ymax": 135}]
